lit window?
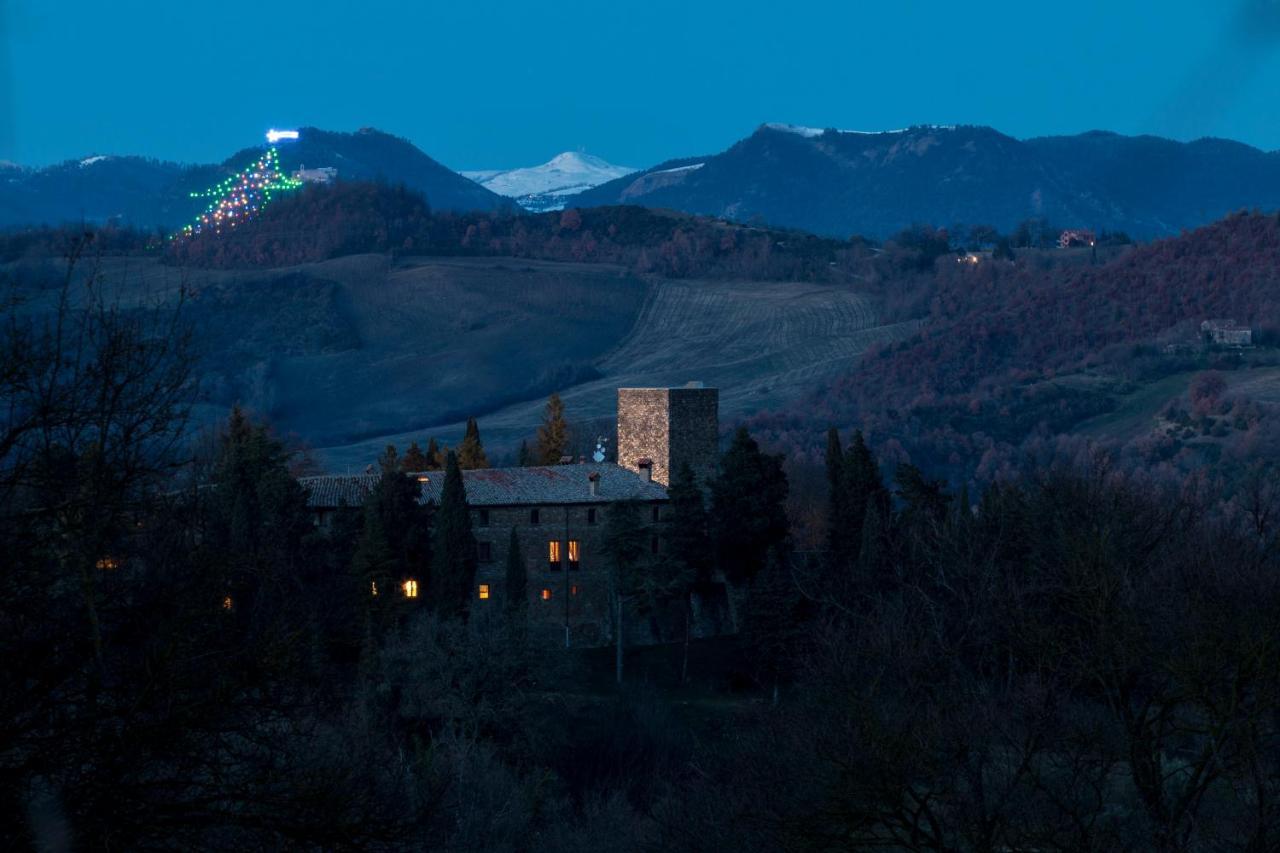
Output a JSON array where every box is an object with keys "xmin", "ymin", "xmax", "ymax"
[
  {"xmin": 403, "ymin": 579, "xmax": 419, "ymax": 598},
  {"xmin": 541, "ymin": 588, "xmax": 552, "ymax": 601},
  {"xmin": 417, "ymin": 475, "xmax": 430, "ymax": 483},
  {"xmin": 571, "ymin": 584, "xmax": 580, "ymax": 597},
  {"xmin": 478, "ymin": 584, "xmax": 490, "ymax": 600},
  {"xmin": 548, "ymin": 540, "xmax": 562, "ymax": 571},
  {"xmin": 568, "ymin": 539, "xmax": 580, "ymax": 570},
  {"xmin": 222, "ymin": 595, "xmax": 234, "ymax": 611},
  {"xmin": 371, "ymin": 581, "xmax": 378, "ymax": 597},
  {"xmin": 530, "ymin": 508, "xmax": 541, "ymax": 525},
  {"xmin": 95, "ymin": 556, "xmax": 120, "ymax": 570}
]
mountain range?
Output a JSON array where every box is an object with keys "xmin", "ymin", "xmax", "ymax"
[
  {"xmin": 463, "ymin": 152, "xmax": 634, "ymax": 212},
  {"xmin": 570, "ymin": 123, "xmax": 1280, "ymax": 239},
  {"xmin": 6, "ymin": 123, "xmax": 1280, "ymax": 239}
]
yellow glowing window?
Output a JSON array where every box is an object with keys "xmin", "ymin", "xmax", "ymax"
[
  {"xmin": 541, "ymin": 588, "xmax": 552, "ymax": 601},
  {"xmin": 95, "ymin": 556, "xmax": 120, "ymax": 570},
  {"xmin": 548, "ymin": 540, "xmax": 562, "ymax": 570},
  {"xmin": 222, "ymin": 595, "xmax": 233, "ymax": 611},
  {"xmin": 568, "ymin": 540, "xmax": 580, "ymax": 562},
  {"xmin": 478, "ymin": 584, "xmax": 490, "ymax": 600},
  {"xmin": 571, "ymin": 584, "xmax": 580, "ymax": 597},
  {"xmin": 371, "ymin": 581, "xmax": 378, "ymax": 597},
  {"xmin": 403, "ymin": 579, "xmax": 419, "ymax": 598}
]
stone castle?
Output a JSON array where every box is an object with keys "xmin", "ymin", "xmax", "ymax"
[{"xmin": 301, "ymin": 384, "xmax": 727, "ymax": 647}]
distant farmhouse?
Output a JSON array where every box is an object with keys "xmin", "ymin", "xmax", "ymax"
[
  {"xmin": 1058, "ymin": 229, "xmax": 1096, "ymax": 249},
  {"xmin": 293, "ymin": 165, "xmax": 337, "ymax": 185},
  {"xmin": 1201, "ymin": 319, "xmax": 1253, "ymax": 347},
  {"xmin": 302, "ymin": 384, "xmax": 730, "ymax": 647}
]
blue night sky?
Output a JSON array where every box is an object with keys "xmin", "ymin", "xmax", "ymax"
[{"xmin": 4, "ymin": 0, "xmax": 1280, "ymax": 170}]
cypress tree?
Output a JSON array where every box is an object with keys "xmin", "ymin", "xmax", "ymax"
[
  {"xmin": 377, "ymin": 444, "xmax": 399, "ymax": 473},
  {"xmin": 855, "ymin": 500, "xmax": 892, "ymax": 590},
  {"xmin": 666, "ymin": 462, "xmax": 713, "ymax": 584},
  {"xmin": 517, "ymin": 439, "xmax": 534, "ymax": 467},
  {"xmin": 457, "ymin": 418, "xmax": 489, "ymax": 470},
  {"xmin": 205, "ymin": 407, "xmax": 311, "ymax": 611},
  {"xmin": 400, "ymin": 441, "xmax": 430, "ymax": 472},
  {"xmin": 353, "ymin": 462, "xmax": 431, "ymax": 630},
  {"xmin": 740, "ymin": 544, "xmax": 803, "ymax": 705},
  {"xmin": 431, "ymin": 451, "xmax": 478, "ymax": 620},
  {"xmin": 425, "ymin": 437, "xmax": 443, "ymax": 469},
  {"xmin": 837, "ymin": 430, "xmax": 888, "ymax": 562},
  {"xmin": 536, "ymin": 393, "xmax": 570, "ymax": 464},
  {"xmin": 825, "ymin": 427, "xmax": 851, "ymax": 565},
  {"xmin": 601, "ymin": 500, "xmax": 647, "ymax": 684},
  {"xmin": 504, "ymin": 527, "xmax": 527, "ymax": 623},
  {"xmin": 709, "ymin": 427, "xmax": 789, "ymax": 585},
  {"xmin": 665, "ymin": 462, "xmax": 713, "ymax": 681}
]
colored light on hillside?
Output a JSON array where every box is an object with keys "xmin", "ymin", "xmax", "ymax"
[{"xmin": 176, "ymin": 146, "xmax": 302, "ymax": 238}]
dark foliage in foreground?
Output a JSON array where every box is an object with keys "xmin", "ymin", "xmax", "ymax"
[{"xmin": 5, "ymin": 236, "xmax": 1280, "ymax": 852}]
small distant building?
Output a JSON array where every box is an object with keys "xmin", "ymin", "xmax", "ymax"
[
  {"xmin": 1058, "ymin": 229, "xmax": 1096, "ymax": 249},
  {"xmin": 293, "ymin": 165, "xmax": 337, "ymax": 185},
  {"xmin": 956, "ymin": 252, "xmax": 983, "ymax": 265},
  {"xmin": 1201, "ymin": 319, "xmax": 1253, "ymax": 347}
]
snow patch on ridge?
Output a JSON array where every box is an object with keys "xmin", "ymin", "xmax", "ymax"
[
  {"xmin": 763, "ymin": 123, "xmax": 957, "ymax": 137},
  {"xmin": 650, "ymin": 162, "xmax": 704, "ymax": 175}
]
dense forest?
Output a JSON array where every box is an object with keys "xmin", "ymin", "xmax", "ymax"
[
  {"xmin": 754, "ymin": 212, "xmax": 1280, "ymax": 493},
  {"xmin": 4, "ymin": 238, "xmax": 1280, "ymax": 851}
]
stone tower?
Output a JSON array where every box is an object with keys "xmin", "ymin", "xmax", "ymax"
[{"xmin": 617, "ymin": 383, "xmax": 719, "ymax": 487}]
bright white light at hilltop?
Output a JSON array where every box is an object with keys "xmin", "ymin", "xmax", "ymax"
[{"xmin": 265, "ymin": 129, "xmax": 299, "ymax": 144}]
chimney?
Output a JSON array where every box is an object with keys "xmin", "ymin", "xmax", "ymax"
[
  {"xmin": 588, "ymin": 471, "xmax": 601, "ymax": 497},
  {"xmin": 637, "ymin": 458, "xmax": 653, "ymax": 482}
]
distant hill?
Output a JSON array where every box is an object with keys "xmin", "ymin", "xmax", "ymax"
[
  {"xmin": 570, "ymin": 124, "xmax": 1280, "ymax": 239},
  {"xmin": 0, "ymin": 128, "xmax": 509, "ymax": 231},
  {"xmin": 754, "ymin": 210, "xmax": 1280, "ymax": 485},
  {"xmin": 463, "ymin": 151, "xmax": 635, "ymax": 212}
]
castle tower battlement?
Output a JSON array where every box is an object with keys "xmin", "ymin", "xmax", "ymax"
[{"xmin": 617, "ymin": 384, "xmax": 719, "ymax": 488}]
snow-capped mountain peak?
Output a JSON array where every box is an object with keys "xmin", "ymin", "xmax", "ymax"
[{"xmin": 463, "ymin": 151, "xmax": 635, "ymax": 212}]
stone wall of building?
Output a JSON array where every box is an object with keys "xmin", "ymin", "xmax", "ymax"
[
  {"xmin": 468, "ymin": 501, "xmax": 665, "ymax": 646},
  {"xmin": 617, "ymin": 388, "xmax": 671, "ymax": 485},
  {"xmin": 617, "ymin": 386, "xmax": 719, "ymax": 487},
  {"xmin": 667, "ymin": 387, "xmax": 719, "ymax": 487}
]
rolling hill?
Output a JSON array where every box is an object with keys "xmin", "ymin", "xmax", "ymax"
[
  {"xmin": 0, "ymin": 127, "xmax": 509, "ymax": 231},
  {"xmin": 570, "ymin": 124, "xmax": 1280, "ymax": 239},
  {"xmin": 5, "ymin": 243, "xmax": 913, "ymax": 471}
]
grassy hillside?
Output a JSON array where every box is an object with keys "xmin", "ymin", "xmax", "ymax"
[
  {"xmin": 6, "ymin": 248, "xmax": 909, "ymax": 468},
  {"xmin": 316, "ymin": 276, "xmax": 914, "ymax": 469}
]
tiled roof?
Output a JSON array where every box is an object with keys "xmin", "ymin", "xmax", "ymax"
[
  {"xmin": 300, "ymin": 474, "xmax": 380, "ymax": 508},
  {"xmin": 301, "ymin": 463, "xmax": 666, "ymax": 510}
]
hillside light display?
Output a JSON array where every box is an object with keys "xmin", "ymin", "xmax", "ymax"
[{"xmin": 179, "ymin": 133, "xmax": 303, "ymax": 237}]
